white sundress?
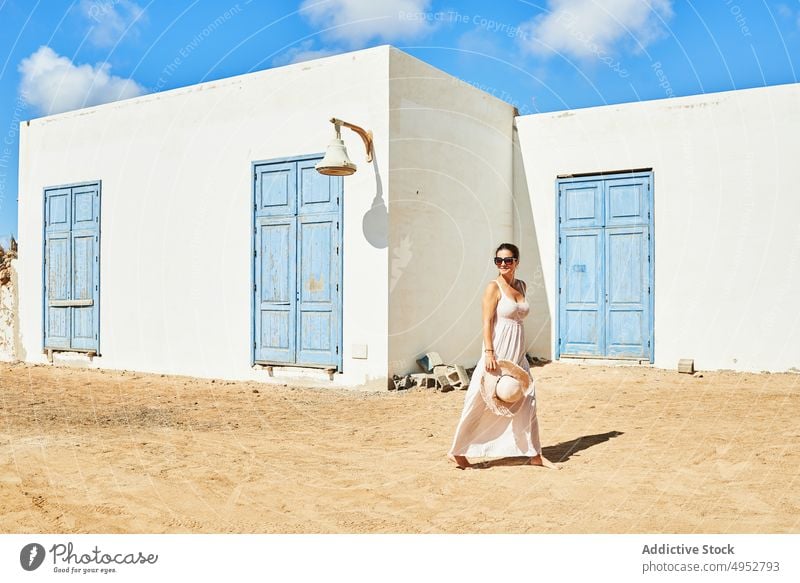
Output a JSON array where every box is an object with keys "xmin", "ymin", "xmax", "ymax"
[{"xmin": 448, "ymin": 278, "xmax": 542, "ymax": 459}]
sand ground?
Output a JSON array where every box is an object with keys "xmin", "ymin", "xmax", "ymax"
[{"xmin": 1, "ymin": 361, "xmax": 798, "ymax": 533}]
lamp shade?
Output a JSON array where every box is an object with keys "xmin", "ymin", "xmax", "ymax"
[{"xmin": 315, "ymin": 138, "xmax": 357, "ymax": 176}]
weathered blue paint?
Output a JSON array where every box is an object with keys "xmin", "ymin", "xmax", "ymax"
[
  {"xmin": 43, "ymin": 182, "xmax": 100, "ymax": 352},
  {"xmin": 297, "ymin": 213, "xmax": 338, "ymax": 365},
  {"xmin": 605, "ymin": 226, "xmax": 648, "ymax": 357},
  {"xmin": 557, "ymin": 171, "xmax": 653, "ymax": 360},
  {"xmin": 255, "ymin": 218, "xmax": 296, "ymax": 362},
  {"xmin": 252, "ymin": 155, "xmax": 342, "ymax": 369},
  {"xmin": 560, "ymin": 227, "xmax": 604, "ymax": 356}
]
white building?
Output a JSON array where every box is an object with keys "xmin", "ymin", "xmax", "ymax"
[
  {"xmin": 515, "ymin": 83, "xmax": 800, "ymax": 373},
  {"xmin": 13, "ymin": 46, "xmax": 800, "ymax": 387}
]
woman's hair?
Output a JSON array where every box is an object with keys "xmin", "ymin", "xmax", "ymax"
[{"xmin": 495, "ymin": 243, "xmax": 520, "ymax": 259}]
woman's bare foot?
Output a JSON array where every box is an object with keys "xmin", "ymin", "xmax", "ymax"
[
  {"xmin": 448, "ymin": 454, "xmax": 472, "ymax": 469},
  {"xmin": 529, "ymin": 454, "xmax": 560, "ymax": 469}
]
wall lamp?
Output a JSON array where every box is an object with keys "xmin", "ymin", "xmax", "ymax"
[{"xmin": 315, "ymin": 117, "xmax": 374, "ymax": 176}]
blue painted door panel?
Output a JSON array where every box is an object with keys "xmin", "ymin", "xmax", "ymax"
[
  {"xmin": 44, "ymin": 183, "xmax": 100, "ymax": 352},
  {"xmin": 605, "ymin": 227, "xmax": 649, "ymax": 357},
  {"xmin": 256, "ymin": 162, "xmax": 296, "ymax": 217},
  {"xmin": 255, "ymin": 217, "xmax": 296, "ymax": 363},
  {"xmin": 297, "ymin": 159, "xmax": 341, "ymax": 215},
  {"xmin": 558, "ymin": 173, "xmax": 652, "ymax": 360},
  {"xmin": 253, "ymin": 157, "xmax": 341, "ymax": 369},
  {"xmin": 560, "ymin": 180, "xmax": 603, "ymax": 228},
  {"xmin": 559, "ymin": 228, "xmax": 604, "ymax": 356},
  {"xmin": 605, "ymin": 175, "xmax": 650, "ymax": 226},
  {"xmin": 45, "ymin": 232, "xmax": 70, "ymax": 349},
  {"xmin": 297, "ymin": 213, "xmax": 339, "ymax": 365}
]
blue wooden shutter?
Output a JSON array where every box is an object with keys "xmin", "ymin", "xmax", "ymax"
[
  {"xmin": 559, "ymin": 180, "xmax": 605, "ymax": 356},
  {"xmin": 253, "ymin": 158, "xmax": 342, "ymax": 368},
  {"xmin": 254, "ymin": 162, "xmax": 297, "ymax": 363},
  {"xmin": 44, "ymin": 188, "xmax": 72, "ymax": 349},
  {"xmin": 560, "ymin": 180, "xmax": 603, "ymax": 229},
  {"xmin": 604, "ymin": 176, "xmax": 651, "ymax": 358},
  {"xmin": 295, "ymin": 160, "xmax": 341, "ymax": 366},
  {"xmin": 297, "ymin": 159, "xmax": 339, "ymax": 214},
  {"xmin": 297, "ymin": 214, "xmax": 338, "ymax": 365},
  {"xmin": 255, "ymin": 218, "xmax": 296, "ymax": 362},
  {"xmin": 560, "ymin": 230, "xmax": 604, "ymax": 356},
  {"xmin": 44, "ymin": 183, "xmax": 100, "ymax": 352},
  {"xmin": 557, "ymin": 173, "xmax": 653, "ymax": 360},
  {"xmin": 256, "ymin": 162, "xmax": 296, "ymax": 216},
  {"xmin": 70, "ymin": 184, "xmax": 100, "ymax": 350}
]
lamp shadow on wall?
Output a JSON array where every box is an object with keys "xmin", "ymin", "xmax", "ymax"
[
  {"xmin": 362, "ymin": 153, "xmax": 387, "ymax": 249},
  {"xmin": 513, "ymin": 130, "xmax": 552, "ymax": 359}
]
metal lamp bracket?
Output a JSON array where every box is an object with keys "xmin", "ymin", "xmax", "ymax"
[{"xmin": 330, "ymin": 117, "xmax": 373, "ymax": 163}]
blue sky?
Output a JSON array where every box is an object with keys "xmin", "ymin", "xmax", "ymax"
[{"xmin": 1, "ymin": 0, "xmax": 799, "ymax": 245}]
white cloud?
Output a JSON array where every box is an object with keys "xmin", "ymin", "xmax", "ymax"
[
  {"xmin": 520, "ymin": 0, "xmax": 674, "ymax": 59},
  {"xmin": 457, "ymin": 28, "xmax": 507, "ymax": 59},
  {"xmin": 776, "ymin": 4, "xmax": 792, "ymax": 19},
  {"xmin": 777, "ymin": 3, "xmax": 800, "ymax": 29},
  {"xmin": 272, "ymin": 40, "xmax": 339, "ymax": 66},
  {"xmin": 299, "ymin": 0, "xmax": 434, "ymax": 47},
  {"xmin": 79, "ymin": 0, "xmax": 146, "ymax": 47},
  {"xmin": 19, "ymin": 46, "xmax": 146, "ymax": 116}
]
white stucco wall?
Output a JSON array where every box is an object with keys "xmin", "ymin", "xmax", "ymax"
[
  {"xmin": 387, "ymin": 49, "xmax": 516, "ymax": 375},
  {"xmin": 17, "ymin": 46, "xmax": 391, "ymax": 387},
  {"xmin": 515, "ymin": 83, "xmax": 800, "ymax": 372}
]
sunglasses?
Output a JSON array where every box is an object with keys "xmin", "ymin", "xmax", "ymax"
[{"xmin": 493, "ymin": 257, "xmax": 517, "ymax": 266}]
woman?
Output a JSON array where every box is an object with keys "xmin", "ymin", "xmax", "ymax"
[{"xmin": 448, "ymin": 243, "xmax": 558, "ymax": 470}]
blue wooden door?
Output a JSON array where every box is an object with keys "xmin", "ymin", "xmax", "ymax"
[
  {"xmin": 253, "ymin": 157, "xmax": 342, "ymax": 368},
  {"xmin": 560, "ymin": 229, "xmax": 604, "ymax": 355},
  {"xmin": 296, "ymin": 159, "xmax": 341, "ymax": 365},
  {"xmin": 44, "ymin": 182, "xmax": 100, "ymax": 352},
  {"xmin": 558, "ymin": 173, "xmax": 652, "ymax": 360},
  {"xmin": 604, "ymin": 176, "xmax": 651, "ymax": 358},
  {"xmin": 558, "ymin": 179, "xmax": 604, "ymax": 356},
  {"xmin": 255, "ymin": 217, "xmax": 296, "ymax": 362},
  {"xmin": 254, "ymin": 162, "xmax": 296, "ymax": 363}
]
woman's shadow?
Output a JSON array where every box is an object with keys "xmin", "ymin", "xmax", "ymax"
[{"xmin": 475, "ymin": 430, "xmax": 624, "ymax": 468}]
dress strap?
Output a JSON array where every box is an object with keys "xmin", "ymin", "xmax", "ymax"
[
  {"xmin": 494, "ymin": 278, "xmax": 509, "ymax": 299},
  {"xmin": 496, "ymin": 278, "xmax": 523, "ymax": 300}
]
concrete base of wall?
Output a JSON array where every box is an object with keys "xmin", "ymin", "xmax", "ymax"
[{"xmin": 557, "ymin": 357, "xmax": 653, "ymax": 367}]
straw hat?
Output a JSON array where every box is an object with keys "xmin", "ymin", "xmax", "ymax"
[{"xmin": 480, "ymin": 359, "xmax": 533, "ymax": 417}]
